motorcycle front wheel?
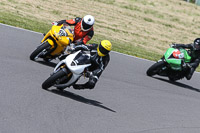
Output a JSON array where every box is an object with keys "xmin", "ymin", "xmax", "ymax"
[
  {"xmin": 146, "ymin": 61, "xmax": 165, "ymax": 76},
  {"xmin": 30, "ymin": 42, "xmax": 51, "ymax": 60},
  {"xmin": 42, "ymin": 69, "xmax": 67, "ymax": 90}
]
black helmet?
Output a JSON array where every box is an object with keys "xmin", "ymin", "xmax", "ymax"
[{"xmin": 193, "ymin": 38, "xmax": 200, "ymax": 50}]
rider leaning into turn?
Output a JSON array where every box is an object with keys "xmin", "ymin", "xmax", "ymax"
[
  {"xmin": 53, "ymin": 15, "xmax": 95, "ymax": 45},
  {"xmin": 70, "ymin": 40, "xmax": 112, "ymax": 90},
  {"xmin": 171, "ymin": 38, "xmax": 200, "ymax": 80}
]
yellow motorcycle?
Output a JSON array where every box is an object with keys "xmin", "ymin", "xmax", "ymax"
[{"xmin": 30, "ymin": 24, "xmax": 74, "ymax": 61}]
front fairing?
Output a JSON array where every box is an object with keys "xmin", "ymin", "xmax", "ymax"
[
  {"xmin": 164, "ymin": 48, "xmax": 191, "ymax": 70},
  {"xmin": 179, "ymin": 49, "xmax": 191, "ymax": 63},
  {"xmin": 40, "ymin": 24, "xmax": 74, "ymax": 56},
  {"xmin": 66, "ymin": 51, "xmax": 91, "ymax": 74},
  {"xmin": 55, "ymin": 50, "xmax": 91, "ymax": 75},
  {"xmin": 164, "ymin": 48, "xmax": 181, "ymax": 70},
  {"xmin": 50, "ymin": 24, "xmax": 74, "ymax": 46},
  {"xmin": 73, "ymin": 52, "xmax": 91, "ymax": 65}
]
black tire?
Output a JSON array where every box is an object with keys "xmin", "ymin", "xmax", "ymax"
[
  {"xmin": 146, "ymin": 61, "xmax": 165, "ymax": 76},
  {"xmin": 42, "ymin": 69, "xmax": 67, "ymax": 90},
  {"xmin": 30, "ymin": 42, "xmax": 51, "ymax": 60}
]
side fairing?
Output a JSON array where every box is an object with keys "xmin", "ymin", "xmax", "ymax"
[
  {"xmin": 179, "ymin": 49, "xmax": 191, "ymax": 63},
  {"xmin": 164, "ymin": 48, "xmax": 182, "ymax": 70},
  {"xmin": 65, "ymin": 51, "xmax": 91, "ymax": 74}
]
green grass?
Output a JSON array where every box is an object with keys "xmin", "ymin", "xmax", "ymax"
[
  {"xmin": 0, "ymin": 11, "xmax": 162, "ymax": 61},
  {"xmin": 93, "ymin": 0, "xmax": 115, "ymax": 4},
  {"xmin": 0, "ymin": 11, "xmax": 50, "ymax": 33},
  {"xmin": 51, "ymin": 10, "xmax": 62, "ymax": 15},
  {"xmin": 0, "ymin": 5, "xmax": 200, "ymax": 71}
]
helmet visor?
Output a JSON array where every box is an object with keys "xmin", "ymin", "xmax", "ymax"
[
  {"xmin": 194, "ymin": 43, "xmax": 200, "ymax": 50},
  {"xmin": 82, "ymin": 20, "xmax": 92, "ymax": 30},
  {"xmin": 98, "ymin": 44, "xmax": 109, "ymax": 55}
]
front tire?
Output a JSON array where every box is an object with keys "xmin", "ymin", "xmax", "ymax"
[
  {"xmin": 42, "ymin": 69, "xmax": 67, "ymax": 90},
  {"xmin": 30, "ymin": 42, "xmax": 51, "ymax": 60},
  {"xmin": 146, "ymin": 61, "xmax": 165, "ymax": 76}
]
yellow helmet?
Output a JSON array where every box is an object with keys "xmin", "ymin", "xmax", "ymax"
[{"xmin": 97, "ymin": 40, "xmax": 112, "ymax": 56}]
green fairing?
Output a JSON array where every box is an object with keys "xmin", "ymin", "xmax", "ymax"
[
  {"xmin": 164, "ymin": 48, "xmax": 191, "ymax": 71},
  {"xmin": 179, "ymin": 49, "xmax": 191, "ymax": 63}
]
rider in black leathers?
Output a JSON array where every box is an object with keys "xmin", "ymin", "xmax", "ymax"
[
  {"xmin": 171, "ymin": 38, "xmax": 200, "ymax": 80},
  {"xmin": 70, "ymin": 40, "xmax": 112, "ymax": 89}
]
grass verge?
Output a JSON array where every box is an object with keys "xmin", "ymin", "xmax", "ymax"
[
  {"xmin": 1, "ymin": 10, "xmax": 200, "ymax": 72},
  {"xmin": 0, "ymin": 11, "xmax": 162, "ymax": 61}
]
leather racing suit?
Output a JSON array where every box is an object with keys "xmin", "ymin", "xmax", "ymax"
[
  {"xmin": 72, "ymin": 43, "xmax": 110, "ymax": 89},
  {"xmin": 57, "ymin": 17, "xmax": 94, "ymax": 45},
  {"xmin": 172, "ymin": 43, "xmax": 200, "ymax": 80}
]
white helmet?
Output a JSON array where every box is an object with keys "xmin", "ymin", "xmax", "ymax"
[{"xmin": 81, "ymin": 15, "xmax": 95, "ymax": 31}]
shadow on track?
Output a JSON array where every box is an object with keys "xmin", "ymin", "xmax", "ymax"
[
  {"xmin": 49, "ymin": 89, "xmax": 116, "ymax": 113},
  {"xmin": 154, "ymin": 77, "xmax": 200, "ymax": 92},
  {"xmin": 34, "ymin": 60, "xmax": 57, "ymax": 68}
]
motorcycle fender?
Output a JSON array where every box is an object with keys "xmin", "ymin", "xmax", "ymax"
[
  {"xmin": 57, "ymin": 37, "xmax": 71, "ymax": 47},
  {"xmin": 41, "ymin": 31, "xmax": 51, "ymax": 43},
  {"xmin": 54, "ymin": 60, "xmax": 66, "ymax": 72},
  {"xmin": 47, "ymin": 39, "xmax": 54, "ymax": 47},
  {"xmin": 40, "ymin": 32, "xmax": 55, "ymax": 49}
]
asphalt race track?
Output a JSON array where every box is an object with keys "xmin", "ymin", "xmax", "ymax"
[{"xmin": 1, "ymin": 23, "xmax": 200, "ymax": 133}]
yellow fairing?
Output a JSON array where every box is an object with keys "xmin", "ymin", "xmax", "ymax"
[{"xmin": 41, "ymin": 24, "xmax": 74, "ymax": 56}]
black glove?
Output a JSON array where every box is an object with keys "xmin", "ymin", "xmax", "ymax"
[
  {"xmin": 68, "ymin": 47, "xmax": 75, "ymax": 53},
  {"xmin": 76, "ymin": 41, "xmax": 83, "ymax": 45},
  {"xmin": 56, "ymin": 20, "xmax": 67, "ymax": 25},
  {"xmin": 66, "ymin": 43, "xmax": 75, "ymax": 53},
  {"xmin": 170, "ymin": 43, "xmax": 177, "ymax": 48}
]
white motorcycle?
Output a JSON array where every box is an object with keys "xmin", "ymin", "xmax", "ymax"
[{"xmin": 42, "ymin": 50, "xmax": 91, "ymax": 90}]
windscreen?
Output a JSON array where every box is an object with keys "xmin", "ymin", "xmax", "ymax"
[
  {"xmin": 73, "ymin": 52, "xmax": 91, "ymax": 65},
  {"xmin": 59, "ymin": 25, "xmax": 73, "ymax": 37}
]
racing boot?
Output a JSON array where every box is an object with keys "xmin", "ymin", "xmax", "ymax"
[
  {"xmin": 73, "ymin": 76, "xmax": 97, "ymax": 90},
  {"xmin": 56, "ymin": 86, "xmax": 65, "ymax": 91},
  {"xmin": 73, "ymin": 84, "xmax": 86, "ymax": 90},
  {"xmin": 185, "ymin": 67, "xmax": 195, "ymax": 80}
]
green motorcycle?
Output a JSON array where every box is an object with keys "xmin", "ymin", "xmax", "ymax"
[{"xmin": 146, "ymin": 47, "xmax": 192, "ymax": 81}]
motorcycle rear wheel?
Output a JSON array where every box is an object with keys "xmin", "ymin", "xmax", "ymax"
[
  {"xmin": 30, "ymin": 42, "xmax": 50, "ymax": 60},
  {"xmin": 42, "ymin": 69, "xmax": 67, "ymax": 90},
  {"xmin": 146, "ymin": 61, "xmax": 165, "ymax": 76}
]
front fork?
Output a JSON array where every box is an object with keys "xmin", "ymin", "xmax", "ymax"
[
  {"xmin": 38, "ymin": 43, "xmax": 51, "ymax": 58},
  {"xmin": 41, "ymin": 38, "xmax": 57, "ymax": 59},
  {"xmin": 157, "ymin": 58, "xmax": 169, "ymax": 76}
]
